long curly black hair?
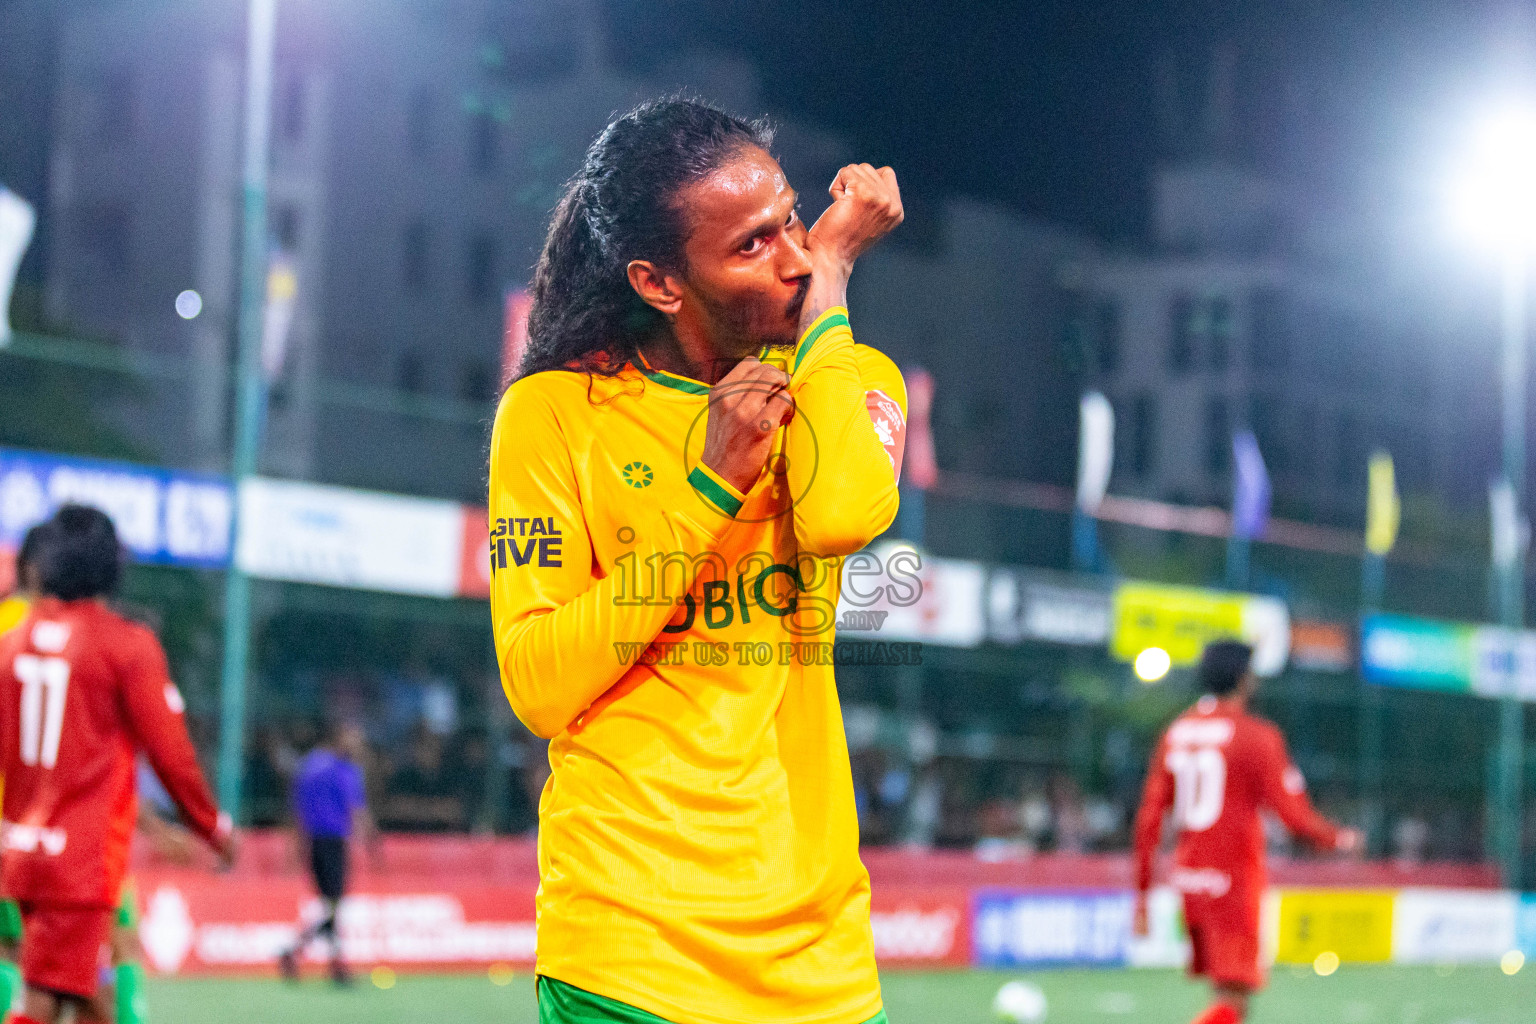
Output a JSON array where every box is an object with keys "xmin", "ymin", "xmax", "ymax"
[{"xmin": 513, "ymin": 97, "xmax": 773, "ymax": 384}]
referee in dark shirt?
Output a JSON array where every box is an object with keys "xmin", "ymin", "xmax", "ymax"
[{"xmin": 278, "ymin": 722, "xmax": 374, "ymax": 985}]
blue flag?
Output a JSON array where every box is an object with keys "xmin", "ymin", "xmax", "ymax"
[{"xmin": 1232, "ymin": 430, "xmax": 1271, "ymax": 541}]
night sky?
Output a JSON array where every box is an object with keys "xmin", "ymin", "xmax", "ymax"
[{"xmin": 605, "ymin": 0, "xmax": 1534, "ymax": 244}]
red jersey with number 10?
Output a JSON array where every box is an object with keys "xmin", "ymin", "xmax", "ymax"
[
  {"xmin": 1133, "ymin": 696, "xmax": 1341, "ymax": 900},
  {"xmin": 0, "ymin": 598, "xmax": 224, "ymax": 907}
]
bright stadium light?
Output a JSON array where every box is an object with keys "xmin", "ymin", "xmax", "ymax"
[
  {"xmin": 1134, "ymin": 647, "xmax": 1171, "ymax": 683},
  {"xmin": 1451, "ymin": 103, "xmax": 1536, "ymax": 253},
  {"xmin": 175, "ymin": 289, "xmax": 203, "ymax": 319}
]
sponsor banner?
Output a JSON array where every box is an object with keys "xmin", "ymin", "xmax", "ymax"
[
  {"xmin": 1110, "ymin": 582, "xmax": 1290, "ymax": 676},
  {"xmin": 236, "ymin": 478, "xmax": 463, "ymax": 597},
  {"xmin": 137, "ymin": 875, "xmax": 538, "ymax": 975},
  {"xmin": 1290, "ymin": 620, "xmax": 1353, "ymax": 673},
  {"xmin": 867, "ymin": 886, "xmax": 970, "ymax": 967},
  {"xmin": 1361, "ymin": 613, "xmax": 1536, "ymax": 701},
  {"xmin": 1517, "ymin": 895, "xmax": 1536, "ymax": 957},
  {"xmin": 1274, "ymin": 889, "xmax": 1395, "ymax": 964},
  {"xmin": 1126, "ymin": 885, "xmax": 1190, "ymax": 969},
  {"xmin": 1361, "ymin": 614, "xmax": 1476, "ymax": 693},
  {"xmin": 136, "ymin": 872, "xmax": 967, "ymax": 975},
  {"xmin": 836, "ymin": 542, "xmax": 984, "ymax": 648},
  {"xmin": 1391, "ymin": 889, "xmax": 1517, "ymax": 964},
  {"xmin": 458, "ymin": 507, "xmax": 492, "ymax": 600},
  {"xmin": 973, "ymin": 889, "xmax": 1132, "ymax": 968},
  {"xmin": 0, "ymin": 448, "xmax": 232, "ymax": 569},
  {"xmin": 986, "ymin": 570, "xmax": 1111, "ymax": 646}
]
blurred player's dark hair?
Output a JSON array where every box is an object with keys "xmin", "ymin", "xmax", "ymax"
[
  {"xmin": 516, "ymin": 96, "xmax": 774, "ymax": 383},
  {"xmin": 37, "ymin": 504, "xmax": 123, "ymax": 601},
  {"xmin": 15, "ymin": 520, "xmax": 53, "ymax": 593},
  {"xmin": 1199, "ymin": 640, "xmax": 1254, "ymax": 696}
]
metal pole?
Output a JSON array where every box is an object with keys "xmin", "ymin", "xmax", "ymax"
[
  {"xmin": 1359, "ymin": 553, "xmax": 1386, "ymax": 856},
  {"xmin": 216, "ymin": 0, "xmax": 276, "ymax": 820},
  {"xmin": 1496, "ymin": 246, "xmax": 1528, "ymax": 887}
]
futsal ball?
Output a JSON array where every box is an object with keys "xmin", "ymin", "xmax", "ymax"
[{"xmin": 992, "ymin": 980, "xmax": 1048, "ymax": 1023}]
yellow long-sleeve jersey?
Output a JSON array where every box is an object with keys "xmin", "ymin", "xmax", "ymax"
[
  {"xmin": 0, "ymin": 596, "xmax": 28, "ymax": 638},
  {"xmin": 488, "ymin": 308, "xmax": 905, "ymax": 1024}
]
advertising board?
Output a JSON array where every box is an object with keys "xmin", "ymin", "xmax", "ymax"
[
  {"xmin": 1391, "ymin": 889, "xmax": 1517, "ymax": 964},
  {"xmin": 0, "ymin": 447, "xmax": 232, "ymax": 569},
  {"xmin": 973, "ymin": 890, "xmax": 1132, "ymax": 968},
  {"xmin": 1274, "ymin": 889, "xmax": 1395, "ymax": 964},
  {"xmin": 1110, "ymin": 583, "xmax": 1290, "ymax": 676},
  {"xmin": 236, "ymin": 477, "xmax": 464, "ymax": 597}
]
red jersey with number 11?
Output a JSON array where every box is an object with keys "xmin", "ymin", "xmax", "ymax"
[
  {"xmin": 0, "ymin": 598, "xmax": 224, "ymax": 907},
  {"xmin": 1133, "ymin": 696, "xmax": 1341, "ymax": 900}
]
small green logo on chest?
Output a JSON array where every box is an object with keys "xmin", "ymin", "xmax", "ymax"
[{"xmin": 621, "ymin": 461, "xmax": 654, "ymax": 488}]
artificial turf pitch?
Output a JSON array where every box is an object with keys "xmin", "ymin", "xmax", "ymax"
[{"xmin": 144, "ymin": 964, "xmax": 1536, "ymax": 1023}]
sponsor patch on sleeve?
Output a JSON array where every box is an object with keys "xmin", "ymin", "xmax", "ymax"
[{"xmin": 865, "ymin": 389, "xmax": 907, "ymax": 481}]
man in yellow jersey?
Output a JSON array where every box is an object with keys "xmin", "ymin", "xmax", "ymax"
[{"xmin": 489, "ymin": 98, "xmax": 907, "ymax": 1024}]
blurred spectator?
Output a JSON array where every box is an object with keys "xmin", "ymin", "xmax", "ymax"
[
  {"xmin": 1392, "ymin": 812, "xmax": 1430, "ymax": 868},
  {"xmin": 1047, "ymin": 774, "xmax": 1090, "ymax": 854},
  {"xmin": 1084, "ymin": 794, "xmax": 1123, "ymax": 850},
  {"xmin": 1020, "ymin": 782, "xmax": 1052, "ymax": 849},
  {"xmin": 244, "ymin": 725, "xmax": 291, "ymax": 827},
  {"xmin": 935, "ymin": 762, "xmax": 978, "ymax": 849},
  {"xmin": 452, "ymin": 730, "xmax": 493, "ymax": 833},
  {"xmin": 380, "ymin": 728, "xmax": 463, "ymax": 831}
]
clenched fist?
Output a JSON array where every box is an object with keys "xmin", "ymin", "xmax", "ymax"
[
  {"xmin": 797, "ymin": 164, "xmax": 903, "ymax": 333},
  {"xmin": 807, "ymin": 163, "xmax": 904, "ymax": 271},
  {"xmin": 700, "ymin": 356, "xmax": 794, "ymax": 496}
]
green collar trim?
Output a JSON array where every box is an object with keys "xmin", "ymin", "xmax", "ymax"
[{"xmin": 793, "ymin": 310, "xmax": 850, "ymax": 372}]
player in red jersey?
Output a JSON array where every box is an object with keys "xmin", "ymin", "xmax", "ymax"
[
  {"xmin": 1132, "ymin": 640, "xmax": 1361, "ymax": 1024},
  {"xmin": 0, "ymin": 506, "xmax": 236, "ymax": 1024}
]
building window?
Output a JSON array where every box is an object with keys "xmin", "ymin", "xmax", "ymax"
[
  {"xmin": 403, "ymin": 222, "xmax": 429, "ymax": 293},
  {"xmin": 466, "ymin": 234, "xmax": 497, "ymax": 304},
  {"xmin": 1334, "ymin": 412, "xmax": 1369, "ymax": 489},
  {"xmin": 82, "ymin": 67, "xmax": 134, "ymax": 146},
  {"xmin": 1094, "ymin": 298, "xmax": 1120, "ymax": 375},
  {"xmin": 1204, "ymin": 397, "xmax": 1229, "ymax": 477},
  {"xmin": 1131, "ymin": 394, "xmax": 1157, "ymax": 479},
  {"xmin": 280, "ymin": 74, "xmax": 305, "ymax": 143},
  {"xmin": 396, "ymin": 350, "xmax": 425, "ymax": 394},
  {"xmin": 469, "ymin": 113, "xmax": 499, "ymax": 174},
  {"xmin": 1168, "ymin": 293, "xmax": 1196, "ymax": 373},
  {"xmin": 274, "ymin": 205, "xmax": 301, "ymax": 252},
  {"xmin": 1208, "ymin": 295, "xmax": 1233, "ymax": 371},
  {"xmin": 1250, "ymin": 393, "xmax": 1288, "ymax": 478},
  {"xmin": 1249, "ymin": 287, "xmax": 1287, "ymax": 370},
  {"xmin": 407, "ymin": 86, "xmax": 433, "ymax": 159},
  {"xmin": 459, "ymin": 359, "xmax": 496, "ymax": 402},
  {"xmin": 76, "ymin": 203, "xmax": 133, "ymax": 281}
]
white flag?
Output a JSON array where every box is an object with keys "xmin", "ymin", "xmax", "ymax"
[
  {"xmin": 1076, "ymin": 391, "xmax": 1114, "ymax": 513},
  {"xmin": 1491, "ymin": 477, "xmax": 1530, "ymax": 571},
  {"xmin": 0, "ymin": 187, "xmax": 37, "ymax": 348},
  {"xmin": 260, "ymin": 252, "xmax": 297, "ymax": 380}
]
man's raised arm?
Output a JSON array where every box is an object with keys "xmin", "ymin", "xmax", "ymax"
[{"xmin": 782, "ymin": 163, "xmax": 906, "ymax": 556}]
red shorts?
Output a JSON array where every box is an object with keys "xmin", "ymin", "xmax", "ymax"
[
  {"xmin": 18, "ymin": 903, "xmax": 112, "ymax": 999},
  {"xmin": 1183, "ymin": 892, "xmax": 1263, "ymax": 990}
]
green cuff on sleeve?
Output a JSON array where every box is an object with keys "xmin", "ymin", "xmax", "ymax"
[{"xmin": 688, "ymin": 464, "xmax": 746, "ymax": 518}]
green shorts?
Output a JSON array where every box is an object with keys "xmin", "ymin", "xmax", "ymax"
[
  {"xmin": 536, "ymin": 976, "xmax": 888, "ymax": 1024},
  {"xmin": 0, "ymin": 881, "xmax": 136, "ymax": 945},
  {"xmin": 0, "ymin": 900, "xmax": 20, "ymax": 944},
  {"xmin": 116, "ymin": 878, "xmax": 139, "ymax": 930}
]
